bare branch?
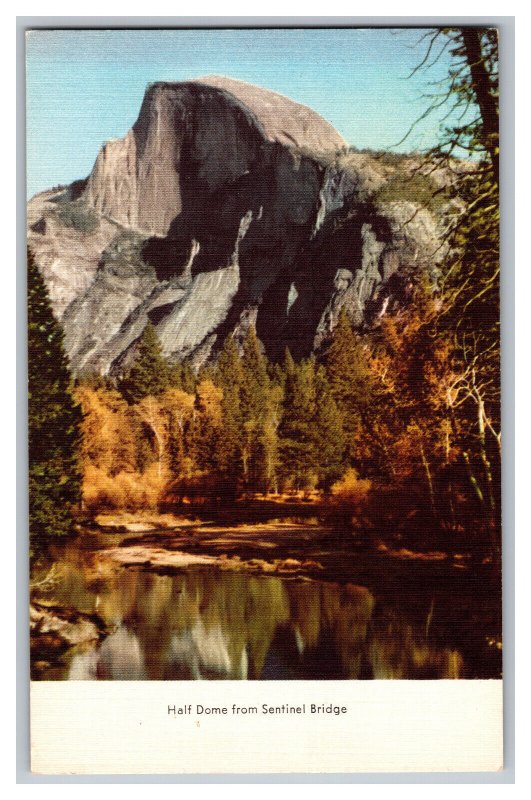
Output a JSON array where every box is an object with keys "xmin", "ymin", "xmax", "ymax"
[{"xmin": 406, "ymin": 30, "xmax": 442, "ymax": 77}]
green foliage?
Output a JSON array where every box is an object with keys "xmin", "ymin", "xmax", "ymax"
[
  {"xmin": 374, "ymin": 172, "xmax": 448, "ymax": 211},
  {"xmin": 215, "ymin": 336, "xmax": 244, "ymax": 478},
  {"xmin": 326, "ymin": 309, "xmax": 367, "ymax": 407},
  {"xmin": 28, "ymin": 249, "xmax": 82, "ymax": 549},
  {"xmin": 313, "ymin": 367, "xmax": 346, "ymax": 488},
  {"xmin": 276, "ymin": 354, "xmax": 346, "ymax": 491},
  {"xmin": 57, "ymin": 201, "xmax": 99, "ymax": 234},
  {"xmin": 238, "ymin": 327, "xmax": 272, "ymax": 490},
  {"xmin": 119, "ymin": 322, "xmax": 170, "ymax": 404},
  {"xmin": 240, "ymin": 326, "xmax": 270, "ymax": 423},
  {"xmin": 325, "ymin": 308, "xmax": 372, "ymax": 461},
  {"xmin": 278, "ymin": 357, "xmax": 317, "ymax": 489},
  {"xmin": 168, "ymin": 360, "xmax": 197, "ymax": 394},
  {"xmin": 76, "ymin": 371, "xmax": 115, "ymax": 391},
  {"xmin": 102, "ymin": 231, "xmax": 146, "ymax": 266},
  {"xmin": 369, "ymin": 150, "xmax": 411, "ymax": 167},
  {"xmin": 192, "ymin": 394, "xmax": 222, "ymax": 474}
]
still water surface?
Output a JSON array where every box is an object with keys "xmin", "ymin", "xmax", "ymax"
[{"xmin": 31, "ymin": 534, "xmax": 475, "ymax": 680}]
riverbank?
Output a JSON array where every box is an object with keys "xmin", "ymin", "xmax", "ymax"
[
  {"xmin": 30, "ymin": 507, "xmax": 503, "ymax": 681},
  {"xmin": 87, "ymin": 508, "xmax": 492, "ymax": 587}
]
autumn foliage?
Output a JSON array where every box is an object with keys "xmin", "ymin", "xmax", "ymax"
[
  {"xmin": 28, "ymin": 28, "xmax": 500, "ymax": 568},
  {"xmin": 75, "ymin": 323, "xmax": 350, "ymax": 509},
  {"xmin": 74, "ymin": 285, "xmax": 500, "ymax": 554}
]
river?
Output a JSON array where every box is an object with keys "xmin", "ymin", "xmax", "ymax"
[{"xmin": 30, "ymin": 512, "xmax": 502, "ymax": 680}]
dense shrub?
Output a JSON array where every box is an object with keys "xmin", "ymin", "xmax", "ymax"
[
  {"xmin": 57, "ymin": 202, "xmax": 99, "ymax": 234},
  {"xmin": 374, "ymin": 172, "xmax": 448, "ymax": 211},
  {"xmin": 330, "ymin": 468, "xmax": 372, "ymax": 508},
  {"xmin": 83, "ymin": 464, "xmax": 168, "ymax": 511}
]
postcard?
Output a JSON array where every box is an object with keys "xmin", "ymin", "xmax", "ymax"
[{"xmin": 26, "ymin": 25, "xmax": 503, "ymax": 774}]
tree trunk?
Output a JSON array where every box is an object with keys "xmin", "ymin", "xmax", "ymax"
[
  {"xmin": 476, "ymin": 394, "xmax": 497, "ymax": 523},
  {"xmin": 461, "ymin": 28, "xmax": 499, "ymax": 181},
  {"xmin": 463, "ymin": 450, "xmax": 484, "ymax": 504},
  {"xmin": 420, "ymin": 442, "xmax": 436, "ymax": 515}
]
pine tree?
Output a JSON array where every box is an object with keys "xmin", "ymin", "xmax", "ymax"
[
  {"xmin": 239, "ymin": 326, "xmax": 271, "ymax": 489},
  {"xmin": 119, "ymin": 321, "xmax": 169, "ymax": 404},
  {"xmin": 169, "ymin": 360, "xmax": 197, "ymax": 395},
  {"xmin": 192, "ymin": 379, "xmax": 224, "ymax": 474},
  {"xmin": 240, "ymin": 326, "xmax": 270, "ymax": 423},
  {"xmin": 168, "ymin": 361, "xmax": 183, "ymax": 389},
  {"xmin": 215, "ymin": 335, "xmax": 244, "ymax": 483},
  {"xmin": 283, "ymin": 348, "xmax": 296, "ymax": 380},
  {"xmin": 164, "ymin": 388, "xmax": 195, "ymax": 478},
  {"xmin": 278, "ymin": 357, "xmax": 317, "ymax": 490},
  {"xmin": 28, "ymin": 249, "xmax": 82, "ymax": 550},
  {"xmin": 325, "ymin": 308, "xmax": 372, "ymax": 462},
  {"xmin": 313, "ymin": 366, "xmax": 346, "ymax": 488}
]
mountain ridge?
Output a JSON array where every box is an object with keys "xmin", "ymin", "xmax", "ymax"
[{"xmin": 27, "ymin": 76, "xmax": 449, "ymax": 375}]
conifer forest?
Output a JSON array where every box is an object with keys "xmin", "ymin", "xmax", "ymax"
[{"xmin": 28, "ymin": 28, "xmax": 502, "ymax": 681}]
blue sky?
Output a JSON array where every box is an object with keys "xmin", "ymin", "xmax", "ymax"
[{"xmin": 26, "ymin": 28, "xmax": 454, "ymax": 198}]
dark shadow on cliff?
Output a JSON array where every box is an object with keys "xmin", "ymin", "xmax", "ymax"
[
  {"xmin": 140, "ymin": 142, "xmax": 322, "ymax": 357},
  {"xmin": 136, "ymin": 113, "xmax": 398, "ymax": 364},
  {"xmin": 256, "ymin": 204, "xmax": 395, "ymax": 361},
  {"xmin": 140, "ymin": 143, "xmax": 276, "ymax": 281}
]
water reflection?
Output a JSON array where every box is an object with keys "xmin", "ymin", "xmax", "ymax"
[{"xmin": 31, "ymin": 543, "xmax": 467, "ymax": 680}]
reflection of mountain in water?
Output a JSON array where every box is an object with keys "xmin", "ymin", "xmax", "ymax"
[{"xmin": 32, "ymin": 545, "xmax": 464, "ymax": 680}]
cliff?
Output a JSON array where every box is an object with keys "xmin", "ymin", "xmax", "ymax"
[{"xmin": 27, "ymin": 76, "xmax": 449, "ymax": 374}]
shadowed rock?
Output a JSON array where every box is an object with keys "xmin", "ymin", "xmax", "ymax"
[{"xmin": 27, "ymin": 76, "xmax": 448, "ymax": 373}]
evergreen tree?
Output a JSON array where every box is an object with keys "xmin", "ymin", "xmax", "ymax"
[
  {"xmin": 278, "ymin": 357, "xmax": 317, "ymax": 490},
  {"xmin": 181, "ymin": 364, "xmax": 197, "ymax": 395},
  {"xmin": 240, "ymin": 326, "xmax": 270, "ymax": 422},
  {"xmin": 215, "ymin": 335, "xmax": 244, "ymax": 482},
  {"xmin": 168, "ymin": 360, "xmax": 197, "ymax": 395},
  {"xmin": 119, "ymin": 321, "xmax": 169, "ymax": 404},
  {"xmin": 271, "ymin": 348, "xmax": 294, "ymax": 396},
  {"xmin": 313, "ymin": 366, "xmax": 346, "ymax": 488},
  {"xmin": 28, "ymin": 249, "xmax": 82, "ymax": 550},
  {"xmin": 239, "ymin": 326, "xmax": 271, "ymax": 489},
  {"xmin": 325, "ymin": 307, "xmax": 372, "ymax": 462},
  {"xmin": 282, "ymin": 348, "xmax": 296, "ymax": 381},
  {"xmin": 192, "ymin": 379, "xmax": 223, "ymax": 474},
  {"xmin": 164, "ymin": 389, "xmax": 195, "ymax": 479},
  {"xmin": 168, "ymin": 361, "xmax": 184, "ymax": 390},
  {"xmin": 262, "ymin": 384, "xmax": 283, "ymax": 494}
]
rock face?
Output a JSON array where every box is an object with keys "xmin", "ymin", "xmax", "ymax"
[
  {"xmin": 82, "ymin": 77, "xmax": 346, "ymax": 239},
  {"xmin": 27, "ymin": 76, "xmax": 447, "ymax": 374}
]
